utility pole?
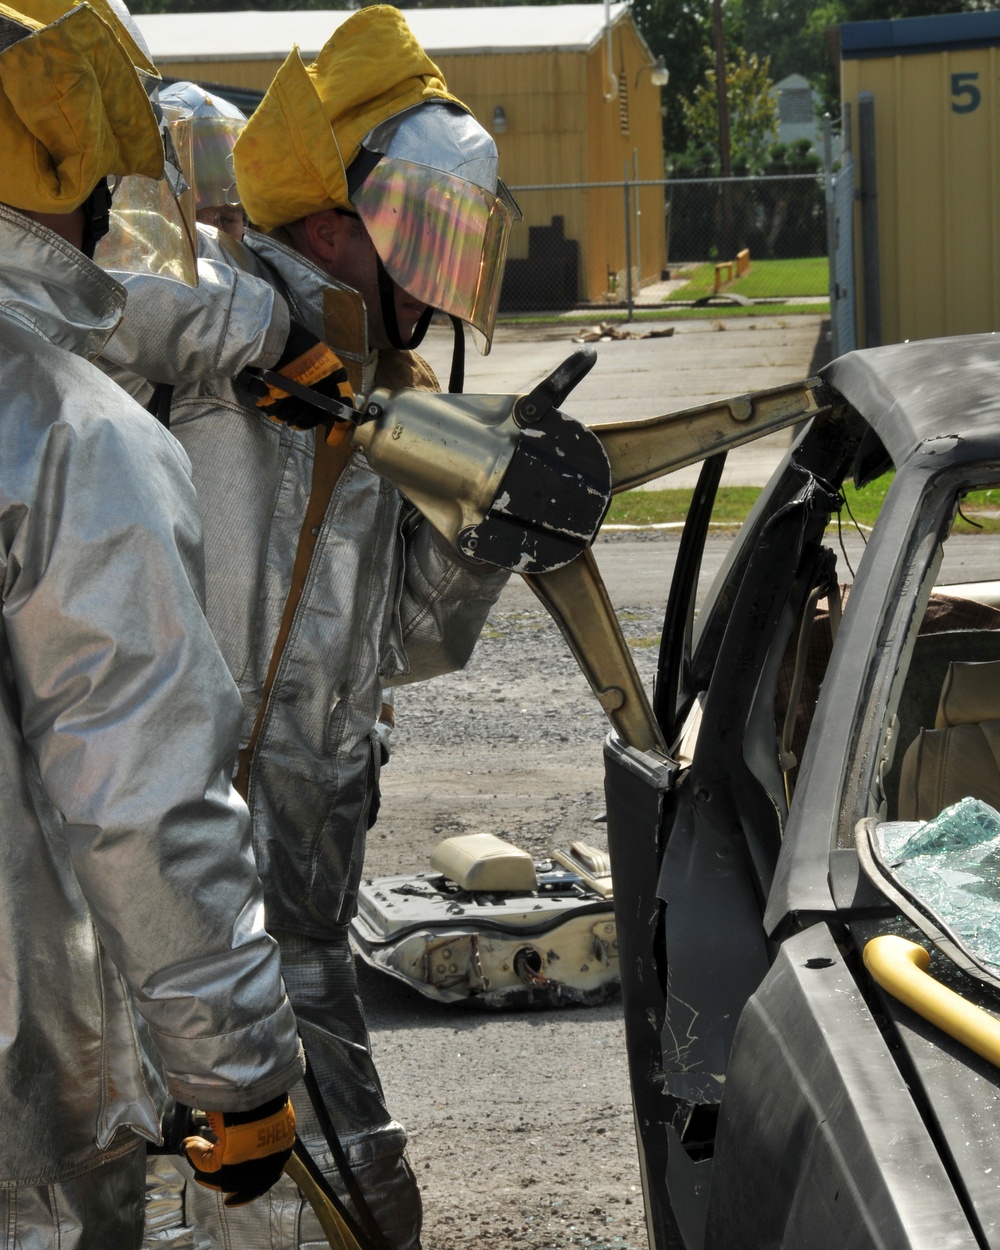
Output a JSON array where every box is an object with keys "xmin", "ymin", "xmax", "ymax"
[{"xmin": 713, "ymin": 0, "xmax": 733, "ymax": 257}]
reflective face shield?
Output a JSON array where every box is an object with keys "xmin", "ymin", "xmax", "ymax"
[
  {"xmin": 94, "ymin": 115, "xmax": 198, "ymax": 286},
  {"xmin": 352, "ymin": 156, "xmax": 517, "ymax": 354}
]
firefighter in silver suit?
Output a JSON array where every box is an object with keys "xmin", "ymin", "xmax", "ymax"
[
  {"xmin": 158, "ymin": 79, "xmax": 248, "ymax": 239},
  {"xmin": 0, "ymin": 4, "xmax": 304, "ymax": 1246},
  {"xmin": 99, "ymin": 7, "xmax": 516, "ymax": 1248}
]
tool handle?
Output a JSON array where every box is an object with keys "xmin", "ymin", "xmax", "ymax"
[
  {"xmin": 283, "ymin": 1138, "xmax": 369, "ymax": 1250},
  {"xmin": 864, "ymin": 935, "xmax": 1000, "ymax": 1066}
]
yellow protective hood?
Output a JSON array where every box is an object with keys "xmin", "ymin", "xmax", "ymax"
[
  {"xmin": 0, "ymin": 1, "xmax": 162, "ymax": 214},
  {"xmin": 234, "ymin": 5, "xmax": 467, "ymax": 231}
]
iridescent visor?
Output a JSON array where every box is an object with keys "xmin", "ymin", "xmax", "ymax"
[{"xmin": 352, "ymin": 157, "xmax": 517, "ymax": 354}]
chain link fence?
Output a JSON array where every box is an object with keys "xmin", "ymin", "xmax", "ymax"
[{"xmin": 499, "ymin": 173, "xmax": 830, "ymax": 314}]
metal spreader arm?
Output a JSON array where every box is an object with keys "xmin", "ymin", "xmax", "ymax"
[
  {"xmin": 522, "ymin": 378, "xmax": 834, "ymax": 753},
  {"xmin": 354, "ymin": 362, "xmax": 833, "ymax": 754}
]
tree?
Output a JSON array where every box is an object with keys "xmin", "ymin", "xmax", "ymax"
[
  {"xmin": 736, "ymin": 0, "xmax": 997, "ymax": 117},
  {"xmin": 128, "ymin": 0, "xmax": 346, "ymax": 11},
  {"xmin": 631, "ymin": 0, "xmax": 715, "ymax": 157},
  {"xmin": 736, "ymin": 0, "xmax": 839, "ymax": 85},
  {"xmin": 682, "ymin": 47, "xmax": 777, "ymax": 173}
]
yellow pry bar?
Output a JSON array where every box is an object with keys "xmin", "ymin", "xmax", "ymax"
[{"xmin": 863, "ymin": 934, "xmax": 1000, "ymax": 1068}]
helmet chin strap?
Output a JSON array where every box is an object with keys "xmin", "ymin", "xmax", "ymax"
[
  {"xmin": 80, "ymin": 177, "xmax": 113, "ymax": 259},
  {"xmin": 447, "ymin": 314, "xmax": 465, "ymax": 394},
  {"xmin": 374, "ymin": 254, "xmax": 465, "ymax": 393},
  {"xmin": 375, "ymin": 254, "xmax": 432, "ymax": 351}
]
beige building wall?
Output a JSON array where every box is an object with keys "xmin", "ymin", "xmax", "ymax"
[
  {"xmin": 584, "ymin": 18, "xmax": 667, "ymax": 300},
  {"xmin": 160, "ymin": 57, "xmax": 280, "ymax": 90},
  {"xmin": 843, "ymin": 40, "xmax": 1000, "ymax": 344},
  {"xmin": 437, "ymin": 47, "xmax": 589, "ymax": 285}
]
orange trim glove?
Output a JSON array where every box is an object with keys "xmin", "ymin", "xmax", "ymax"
[
  {"xmin": 254, "ymin": 320, "xmax": 355, "ymax": 431},
  {"xmin": 183, "ymin": 1094, "xmax": 295, "ymax": 1207}
]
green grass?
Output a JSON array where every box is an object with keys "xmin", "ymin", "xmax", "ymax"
[
  {"xmin": 498, "ymin": 302, "xmax": 828, "ymax": 327},
  {"xmin": 605, "ymin": 479, "xmax": 1000, "ymax": 534},
  {"xmin": 606, "ymin": 487, "xmax": 761, "ymax": 527},
  {"xmin": 630, "ymin": 635, "xmax": 663, "ymax": 649},
  {"xmin": 957, "ymin": 486, "xmax": 1000, "ymax": 533},
  {"xmin": 836, "ymin": 478, "xmax": 1000, "ymax": 534},
  {"xmin": 668, "ymin": 257, "xmax": 829, "ymax": 302}
]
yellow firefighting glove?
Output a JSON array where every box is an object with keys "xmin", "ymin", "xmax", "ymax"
[
  {"xmin": 252, "ymin": 320, "xmax": 355, "ymax": 432},
  {"xmin": 183, "ymin": 1094, "xmax": 296, "ymax": 1207}
]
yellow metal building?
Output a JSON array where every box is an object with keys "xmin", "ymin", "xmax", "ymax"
[
  {"xmin": 135, "ymin": 4, "xmax": 667, "ymax": 307},
  {"xmin": 841, "ymin": 11, "xmax": 1000, "ymax": 344}
]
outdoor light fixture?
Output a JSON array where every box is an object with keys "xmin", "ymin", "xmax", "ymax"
[
  {"xmin": 635, "ymin": 55, "xmax": 670, "ymax": 89},
  {"xmin": 492, "ymin": 105, "xmax": 508, "ymax": 134}
]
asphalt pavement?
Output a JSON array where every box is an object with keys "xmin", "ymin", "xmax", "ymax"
[
  {"xmin": 423, "ymin": 315, "xmax": 1000, "ymax": 612},
  {"xmin": 421, "ymin": 311, "xmax": 831, "ymax": 490},
  {"xmin": 423, "ymin": 312, "xmax": 833, "ymax": 612}
]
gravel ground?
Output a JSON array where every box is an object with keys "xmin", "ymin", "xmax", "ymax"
[{"xmin": 360, "ymin": 553, "xmax": 669, "ymax": 1250}]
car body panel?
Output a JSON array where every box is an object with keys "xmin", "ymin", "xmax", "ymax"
[
  {"xmin": 707, "ymin": 923, "xmax": 974, "ymax": 1250},
  {"xmin": 853, "ymin": 918, "xmax": 1000, "ymax": 1245}
]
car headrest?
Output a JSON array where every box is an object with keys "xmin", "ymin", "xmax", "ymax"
[
  {"xmin": 935, "ymin": 659, "xmax": 1000, "ymax": 728},
  {"xmin": 431, "ymin": 832, "xmax": 538, "ymax": 893}
]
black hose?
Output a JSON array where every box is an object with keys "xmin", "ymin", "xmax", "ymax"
[{"xmin": 448, "ymin": 315, "xmax": 465, "ymax": 394}]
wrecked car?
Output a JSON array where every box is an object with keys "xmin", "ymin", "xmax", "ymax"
[
  {"xmin": 603, "ymin": 333, "xmax": 1000, "ymax": 1248},
  {"xmin": 349, "ymin": 347, "xmax": 825, "ymax": 1014}
]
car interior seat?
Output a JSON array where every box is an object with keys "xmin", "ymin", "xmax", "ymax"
[{"xmin": 897, "ymin": 658, "xmax": 1000, "ymax": 820}]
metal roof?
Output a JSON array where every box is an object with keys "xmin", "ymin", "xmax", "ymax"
[
  {"xmin": 841, "ymin": 9, "xmax": 1000, "ymax": 59},
  {"xmin": 136, "ymin": 4, "xmax": 633, "ymax": 62}
]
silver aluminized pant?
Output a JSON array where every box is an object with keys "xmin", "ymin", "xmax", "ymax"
[
  {"xmin": 2, "ymin": 1147, "xmax": 144, "ymax": 1250},
  {"xmin": 144, "ymin": 1155, "xmax": 211, "ymax": 1249},
  {"xmin": 145, "ymin": 927, "xmax": 421, "ymax": 1250}
]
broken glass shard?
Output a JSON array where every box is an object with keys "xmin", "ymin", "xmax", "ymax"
[{"xmin": 875, "ymin": 797, "xmax": 1000, "ymax": 979}]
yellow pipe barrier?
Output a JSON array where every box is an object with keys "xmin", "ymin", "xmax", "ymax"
[
  {"xmin": 863, "ymin": 935, "xmax": 1000, "ymax": 1068},
  {"xmin": 713, "ymin": 260, "xmax": 735, "ymax": 294}
]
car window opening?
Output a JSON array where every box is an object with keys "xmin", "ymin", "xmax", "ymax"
[
  {"xmin": 862, "ymin": 483, "xmax": 1000, "ymax": 826},
  {"xmin": 778, "ymin": 582, "xmax": 828, "ymax": 807}
]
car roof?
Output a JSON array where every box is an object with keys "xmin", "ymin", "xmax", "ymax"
[{"xmin": 823, "ymin": 332, "xmax": 1000, "ymax": 468}]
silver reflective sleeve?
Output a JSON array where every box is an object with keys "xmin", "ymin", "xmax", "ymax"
[
  {"xmin": 391, "ymin": 516, "xmax": 510, "ymax": 686},
  {"xmin": 101, "ymin": 227, "xmax": 289, "ymax": 386},
  {"xmin": 4, "ymin": 358, "xmax": 300, "ymax": 1117}
]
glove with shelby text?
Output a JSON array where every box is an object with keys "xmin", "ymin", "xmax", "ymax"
[
  {"xmin": 183, "ymin": 1094, "xmax": 296, "ymax": 1207},
  {"xmin": 251, "ymin": 320, "xmax": 354, "ymax": 432}
]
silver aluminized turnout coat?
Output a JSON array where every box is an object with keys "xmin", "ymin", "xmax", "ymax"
[
  {"xmin": 103, "ymin": 226, "xmax": 509, "ymax": 934},
  {"xmin": 0, "ymin": 206, "xmax": 303, "ymax": 1186}
]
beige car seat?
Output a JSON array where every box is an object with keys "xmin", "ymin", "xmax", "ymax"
[{"xmin": 898, "ymin": 659, "xmax": 1000, "ymax": 820}]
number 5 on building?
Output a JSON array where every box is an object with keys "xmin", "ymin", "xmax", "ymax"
[{"xmin": 951, "ymin": 71, "xmax": 981, "ymax": 113}]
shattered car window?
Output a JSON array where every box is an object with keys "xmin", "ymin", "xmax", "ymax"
[{"xmin": 877, "ymin": 798, "xmax": 1000, "ymax": 979}]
